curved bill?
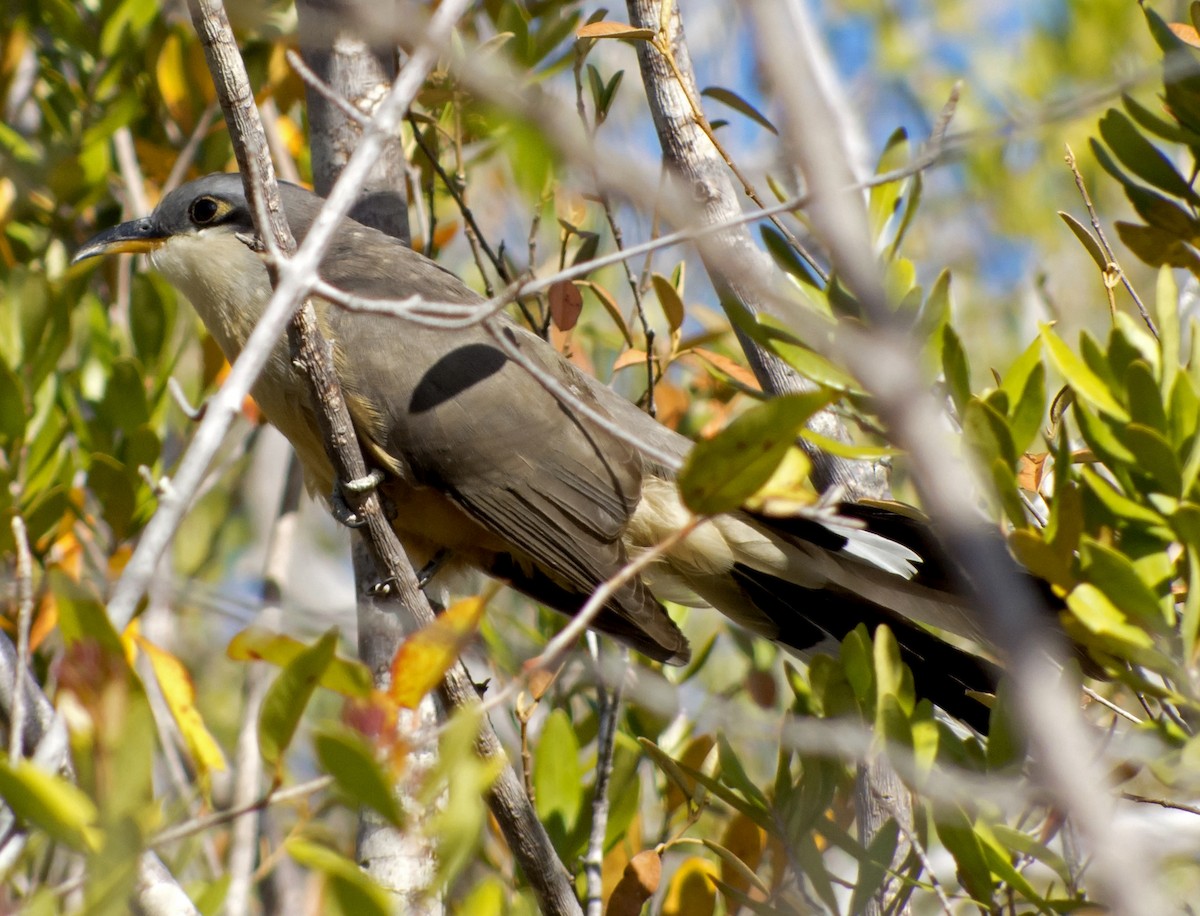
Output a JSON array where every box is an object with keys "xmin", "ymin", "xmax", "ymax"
[{"xmin": 72, "ymin": 217, "xmax": 165, "ymax": 264}]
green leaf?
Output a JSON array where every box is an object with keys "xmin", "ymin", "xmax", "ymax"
[
  {"xmin": 286, "ymin": 839, "xmax": 390, "ymax": 916},
  {"xmin": 760, "ymin": 225, "xmax": 820, "ymax": 286},
  {"xmin": 259, "ymin": 629, "xmax": 339, "ymax": 772},
  {"xmin": 701, "ymin": 86, "xmax": 777, "ymax": 134},
  {"xmin": 1125, "ymin": 360, "xmax": 1168, "ymax": 432},
  {"xmin": 227, "ymin": 627, "xmax": 372, "ymax": 697},
  {"xmin": 1080, "ymin": 466, "xmax": 1169, "ymax": 530},
  {"xmin": 716, "ymin": 734, "xmax": 768, "ymax": 809},
  {"xmin": 1081, "ymin": 537, "xmax": 1171, "ymax": 630},
  {"xmin": 1123, "ymin": 92, "xmax": 1200, "ymax": 146},
  {"xmin": 849, "ymin": 818, "xmax": 899, "ymax": 916},
  {"xmin": 868, "ymin": 127, "xmax": 910, "ymax": 243},
  {"xmin": 1123, "ymin": 423, "xmax": 1183, "ymax": 496},
  {"xmin": 651, "ymin": 271, "xmax": 685, "ymax": 333},
  {"xmin": 1099, "ymin": 109, "xmax": 1200, "ymax": 204},
  {"xmin": 1058, "ymin": 211, "xmax": 1107, "ymax": 270},
  {"xmin": 963, "ymin": 398, "xmax": 1017, "ymax": 468},
  {"xmin": 840, "ymin": 625, "xmax": 873, "ymax": 704},
  {"xmin": 1067, "ymin": 583, "xmax": 1155, "ymax": 649},
  {"xmin": 53, "ymin": 569, "xmax": 125, "ymax": 654},
  {"xmin": 86, "ymin": 454, "xmax": 137, "ymax": 542},
  {"xmin": 941, "ymin": 324, "xmax": 971, "ymax": 414},
  {"xmin": 793, "ymin": 830, "xmax": 841, "ymax": 915},
  {"xmin": 1115, "ymin": 220, "xmax": 1200, "ymax": 272},
  {"xmin": 1040, "ymin": 324, "xmax": 1129, "ymax": 421},
  {"xmin": 678, "ymin": 391, "xmax": 835, "ymax": 514},
  {"xmin": 0, "ymin": 760, "xmax": 101, "ymax": 851},
  {"xmin": 1157, "ymin": 265, "xmax": 1181, "ymax": 397},
  {"xmin": 533, "ymin": 709, "xmax": 583, "ymax": 840},
  {"xmin": 766, "ymin": 338, "xmax": 862, "ymax": 392},
  {"xmin": 0, "ymin": 359, "xmax": 26, "ymax": 448},
  {"xmin": 313, "ymin": 726, "xmax": 403, "ymax": 827},
  {"xmin": 649, "ymin": 748, "xmax": 774, "ymax": 830},
  {"xmin": 936, "ymin": 809, "xmax": 995, "ymax": 907},
  {"xmin": 987, "ymin": 824, "xmax": 1072, "ymax": 886},
  {"xmin": 915, "ymin": 268, "xmax": 952, "ymax": 345}
]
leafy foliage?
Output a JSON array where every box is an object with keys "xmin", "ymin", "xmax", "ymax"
[{"xmin": 5, "ymin": 1, "xmax": 1200, "ymax": 914}]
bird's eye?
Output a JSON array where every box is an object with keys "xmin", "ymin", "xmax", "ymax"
[{"xmin": 189, "ymin": 197, "xmax": 221, "ymax": 225}]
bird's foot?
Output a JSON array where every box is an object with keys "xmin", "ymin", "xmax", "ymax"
[
  {"xmin": 416, "ymin": 549, "xmax": 449, "ymax": 589},
  {"xmin": 330, "ymin": 468, "xmax": 385, "ymax": 528}
]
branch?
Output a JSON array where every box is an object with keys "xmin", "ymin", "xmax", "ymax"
[{"xmin": 626, "ymin": 0, "xmax": 890, "ymax": 503}]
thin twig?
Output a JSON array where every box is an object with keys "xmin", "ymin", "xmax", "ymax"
[
  {"xmin": 880, "ymin": 795, "xmax": 955, "ymax": 916},
  {"xmin": 152, "ymin": 776, "xmax": 334, "ymax": 848},
  {"xmin": 1121, "ymin": 793, "xmax": 1200, "ymax": 817},
  {"xmin": 583, "ymin": 640, "xmax": 626, "ymax": 916},
  {"xmin": 8, "ymin": 517, "xmax": 34, "ymax": 762},
  {"xmin": 164, "ymin": 101, "xmax": 220, "ymax": 195},
  {"xmin": 480, "ymin": 518, "xmax": 701, "ymax": 716},
  {"xmin": 1063, "ymin": 143, "xmax": 1157, "ymax": 338}
]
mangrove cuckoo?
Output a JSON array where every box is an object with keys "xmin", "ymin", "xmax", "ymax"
[{"xmin": 76, "ymin": 173, "xmax": 1003, "ymax": 728}]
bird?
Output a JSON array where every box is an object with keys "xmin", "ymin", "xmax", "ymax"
[{"xmin": 75, "ymin": 172, "xmax": 1006, "ymax": 730}]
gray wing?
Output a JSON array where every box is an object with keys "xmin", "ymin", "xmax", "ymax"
[{"xmin": 296, "ymin": 205, "xmax": 689, "ymax": 662}]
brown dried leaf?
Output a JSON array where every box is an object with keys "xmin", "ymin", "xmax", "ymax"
[
  {"xmin": 576, "ymin": 21, "xmax": 656, "ymax": 41},
  {"xmin": 606, "ymin": 850, "xmax": 662, "ymax": 916},
  {"xmin": 687, "ymin": 347, "xmax": 761, "ymax": 391},
  {"xmin": 549, "ymin": 280, "xmax": 584, "ymax": 331}
]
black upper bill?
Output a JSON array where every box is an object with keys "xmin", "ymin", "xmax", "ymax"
[{"xmin": 72, "ymin": 217, "xmax": 165, "ymax": 264}]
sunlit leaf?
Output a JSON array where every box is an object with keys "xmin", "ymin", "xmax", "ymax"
[
  {"xmin": 389, "ymin": 594, "xmax": 488, "ymax": 709},
  {"xmin": 137, "ymin": 636, "xmax": 227, "ymax": 778},
  {"xmin": 678, "ymin": 391, "xmax": 836, "ymax": 514},
  {"xmin": 227, "ymin": 627, "xmax": 371, "ymax": 697}
]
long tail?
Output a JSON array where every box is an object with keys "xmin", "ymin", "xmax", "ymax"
[
  {"xmin": 729, "ymin": 562, "xmax": 999, "ymax": 731},
  {"xmin": 638, "ymin": 494, "xmax": 1009, "ymax": 731}
]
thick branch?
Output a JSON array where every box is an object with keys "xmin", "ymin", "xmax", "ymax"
[{"xmin": 625, "ymin": 0, "xmax": 888, "ymax": 502}]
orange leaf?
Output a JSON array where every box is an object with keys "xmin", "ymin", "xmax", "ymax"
[
  {"xmin": 576, "ymin": 21, "xmax": 656, "ymax": 41},
  {"xmin": 29, "ymin": 592, "xmax": 58, "ymax": 652},
  {"xmin": 719, "ymin": 813, "xmax": 766, "ymax": 898},
  {"xmin": 1170, "ymin": 22, "xmax": 1200, "ymax": 48},
  {"xmin": 653, "ymin": 379, "xmax": 689, "ymax": 430},
  {"xmin": 612, "ymin": 348, "xmax": 649, "ymax": 372},
  {"xmin": 687, "ymin": 347, "xmax": 761, "ymax": 391},
  {"xmin": 431, "ymin": 221, "xmax": 460, "ymax": 251},
  {"xmin": 389, "ymin": 595, "xmax": 489, "ymax": 708},
  {"xmin": 1017, "ymin": 452, "xmax": 1048, "ymax": 491}
]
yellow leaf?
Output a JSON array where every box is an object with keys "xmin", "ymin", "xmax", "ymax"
[
  {"xmin": 137, "ymin": 636, "xmax": 227, "ymax": 777},
  {"xmin": 156, "ymin": 33, "xmax": 193, "ymax": 129},
  {"xmin": 662, "ymin": 856, "xmax": 717, "ymax": 916},
  {"xmin": 576, "ymin": 21, "xmax": 656, "ymax": 41},
  {"xmin": 389, "ymin": 594, "xmax": 489, "ymax": 709}
]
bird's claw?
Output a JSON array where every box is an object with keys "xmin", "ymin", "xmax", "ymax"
[
  {"xmin": 343, "ymin": 468, "xmax": 385, "ymax": 495},
  {"xmin": 329, "ymin": 469, "xmax": 386, "ymax": 528}
]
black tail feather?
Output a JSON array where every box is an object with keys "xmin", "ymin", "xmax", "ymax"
[{"xmin": 731, "ymin": 564, "xmax": 998, "ymax": 732}]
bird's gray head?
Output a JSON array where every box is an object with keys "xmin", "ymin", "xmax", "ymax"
[
  {"xmin": 73, "ymin": 173, "xmax": 310, "ymax": 355},
  {"xmin": 73, "ymin": 173, "xmax": 261, "ymax": 266}
]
